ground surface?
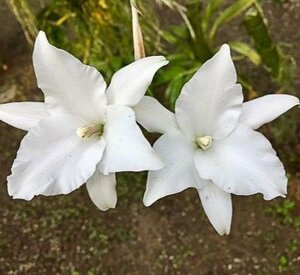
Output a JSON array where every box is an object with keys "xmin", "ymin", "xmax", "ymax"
[{"xmin": 0, "ymin": 0, "xmax": 300, "ymax": 274}]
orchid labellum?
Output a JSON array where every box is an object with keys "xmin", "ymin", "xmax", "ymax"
[
  {"xmin": 135, "ymin": 44, "xmax": 299, "ymax": 235},
  {"xmin": 0, "ymin": 31, "xmax": 168, "ymax": 211}
]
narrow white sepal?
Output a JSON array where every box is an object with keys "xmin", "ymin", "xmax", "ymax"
[
  {"xmin": 134, "ymin": 96, "xmax": 179, "ymax": 134},
  {"xmin": 86, "ymin": 169, "xmax": 117, "ymax": 211},
  {"xmin": 198, "ymin": 182, "xmax": 232, "ymax": 236},
  {"xmin": 0, "ymin": 102, "xmax": 48, "ymax": 131},
  {"xmin": 240, "ymin": 94, "xmax": 299, "ymax": 129}
]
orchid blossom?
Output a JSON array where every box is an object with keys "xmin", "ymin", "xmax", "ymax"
[
  {"xmin": 135, "ymin": 44, "xmax": 299, "ymax": 235},
  {"xmin": 0, "ymin": 31, "xmax": 168, "ymax": 211}
]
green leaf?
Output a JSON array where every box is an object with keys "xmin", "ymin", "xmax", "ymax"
[
  {"xmin": 158, "ymin": 65, "xmax": 184, "ymax": 82},
  {"xmin": 186, "ymin": 2, "xmax": 212, "ymax": 62},
  {"xmin": 229, "ymin": 41, "xmax": 261, "ymax": 65},
  {"xmin": 209, "ymin": 0, "xmax": 256, "ymax": 43},
  {"xmin": 164, "ymin": 64, "xmax": 199, "ymax": 108},
  {"xmin": 277, "ymin": 50, "xmax": 295, "ymax": 91},
  {"xmin": 54, "ymin": 13, "xmax": 75, "ymax": 26},
  {"xmin": 244, "ymin": 7, "xmax": 280, "ymax": 77},
  {"xmin": 244, "ymin": 4, "xmax": 295, "ymax": 89},
  {"xmin": 202, "ymin": 0, "xmax": 224, "ymax": 32},
  {"xmin": 167, "ymin": 53, "xmax": 190, "ymax": 62},
  {"xmin": 159, "ymin": 30, "xmax": 178, "ymax": 45},
  {"xmin": 238, "ymin": 74, "xmax": 257, "ymax": 100},
  {"xmin": 165, "ymin": 76, "xmax": 186, "ymax": 109}
]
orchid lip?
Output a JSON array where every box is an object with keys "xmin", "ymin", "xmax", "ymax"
[
  {"xmin": 76, "ymin": 124, "xmax": 104, "ymax": 139},
  {"xmin": 196, "ymin": 135, "xmax": 213, "ymax": 150}
]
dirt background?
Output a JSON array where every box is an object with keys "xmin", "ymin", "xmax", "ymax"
[{"xmin": 0, "ymin": 0, "xmax": 300, "ymax": 274}]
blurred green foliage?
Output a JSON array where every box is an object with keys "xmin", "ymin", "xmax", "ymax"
[
  {"xmin": 267, "ymin": 199, "xmax": 300, "ymax": 231},
  {"xmin": 37, "ymin": 0, "xmax": 133, "ymax": 78},
  {"xmin": 5, "ymin": 0, "xmax": 296, "ymax": 106},
  {"xmin": 155, "ymin": 0, "xmax": 295, "ymax": 107},
  {"xmin": 6, "ymin": 0, "xmax": 162, "ymax": 79}
]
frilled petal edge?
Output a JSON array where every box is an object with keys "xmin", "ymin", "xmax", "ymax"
[
  {"xmin": 194, "ymin": 124, "xmax": 287, "ymax": 200},
  {"xmin": 8, "ymin": 114, "xmax": 106, "ymax": 200}
]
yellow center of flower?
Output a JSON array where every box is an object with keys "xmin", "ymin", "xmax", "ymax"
[
  {"xmin": 196, "ymin": 136, "xmax": 212, "ymax": 150},
  {"xmin": 76, "ymin": 124, "xmax": 104, "ymax": 139}
]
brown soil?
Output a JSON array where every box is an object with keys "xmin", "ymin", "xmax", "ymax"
[{"xmin": 0, "ymin": 0, "xmax": 299, "ymax": 274}]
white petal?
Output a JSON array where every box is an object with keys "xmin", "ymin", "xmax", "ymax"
[
  {"xmin": 86, "ymin": 168, "xmax": 117, "ymax": 211},
  {"xmin": 99, "ymin": 105, "xmax": 164, "ymax": 174},
  {"xmin": 143, "ymin": 131, "xmax": 205, "ymax": 206},
  {"xmin": 133, "ymin": 96, "xmax": 179, "ymax": 134},
  {"xmin": 240, "ymin": 94, "xmax": 299, "ymax": 130},
  {"xmin": 33, "ymin": 31, "xmax": 107, "ymax": 124},
  {"xmin": 175, "ymin": 44, "xmax": 243, "ymax": 140},
  {"xmin": 198, "ymin": 182, "xmax": 232, "ymax": 236},
  {"xmin": 106, "ymin": 56, "xmax": 168, "ymax": 107},
  {"xmin": 8, "ymin": 114, "xmax": 106, "ymax": 200},
  {"xmin": 0, "ymin": 102, "xmax": 48, "ymax": 131},
  {"xmin": 194, "ymin": 124, "xmax": 287, "ymax": 200}
]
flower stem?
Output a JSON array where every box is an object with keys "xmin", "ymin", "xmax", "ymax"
[{"xmin": 130, "ymin": 1, "xmax": 145, "ymax": 60}]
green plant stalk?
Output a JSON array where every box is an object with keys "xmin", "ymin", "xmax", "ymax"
[{"xmin": 229, "ymin": 41, "xmax": 261, "ymax": 65}]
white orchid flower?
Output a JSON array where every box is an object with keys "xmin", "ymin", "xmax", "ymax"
[
  {"xmin": 134, "ymin": 44, "xmax": 299, "ymax": 235},
  {"xmin": 0, "ymin": 31, "xmax": 168, "ymax": 211}
]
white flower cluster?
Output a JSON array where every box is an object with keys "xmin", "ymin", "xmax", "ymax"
[{"xmin": 0, "ymin": 32, "xmax": 298, "ymax": 235}]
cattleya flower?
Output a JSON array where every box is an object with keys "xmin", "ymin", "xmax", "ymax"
[
  {"xmin": 0, "ymin": 31, "xmax": 168, "ymax": 210},
  {"xmin": 135, "ymin": 44, "xmax": 299, "ymax": 235}
]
